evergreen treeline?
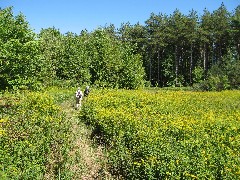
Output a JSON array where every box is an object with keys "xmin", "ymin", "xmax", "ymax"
[
  {"xmin": 117, "ymin": 3, "xmax": 240, "ymax": 90},
  {"xmin": 0, "ymin": 4, "xmax": 239, "ymax": 91}
]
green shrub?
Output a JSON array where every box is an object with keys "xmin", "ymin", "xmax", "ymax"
[{"xmin": 0, "ymin": 92, "xmax": 71, "ymax": 179}]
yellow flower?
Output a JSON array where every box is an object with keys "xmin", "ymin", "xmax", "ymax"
[
  {"xmin": 0, "ymin": 129, "xmax": 6, "ymax": 136},
  {"xmin": 0, "ymin": 118, "xmax": 7, "ymax": 123}
]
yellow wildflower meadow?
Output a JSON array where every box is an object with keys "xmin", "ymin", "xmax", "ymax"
[
  {"xmin": 0, "ymin": 91, "xmax": 71, "ymax": 179},
  {"xmin": 81, "ymin": 89, "xmax": 240, "ymax": 179}
]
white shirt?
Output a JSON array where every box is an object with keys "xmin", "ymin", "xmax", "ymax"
[{"xmin": 76, "ymin": 90, "xmax": 83, "ymax": 100}]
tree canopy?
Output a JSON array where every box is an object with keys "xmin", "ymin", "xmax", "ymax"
[{"xmin": 0, "ymin": 4, "xmax": 239, "ymax": 91}]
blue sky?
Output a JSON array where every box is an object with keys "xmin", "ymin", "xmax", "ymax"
[{"xmin": 1, "ymin": 0, "xmax": 239, "ymax": 34}]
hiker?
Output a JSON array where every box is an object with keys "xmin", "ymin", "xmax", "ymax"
[
  {"xmin": 75, "ymin": 87, "xmax": 83, "ymax": 109},
  {"xmin": 84, "ymin": 86, "xmax": 90, "ymax": 97}
]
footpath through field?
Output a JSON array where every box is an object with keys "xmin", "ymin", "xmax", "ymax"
[{"xmin": 60, "ymin": 99, "xmax": 112, "ymax": 179}]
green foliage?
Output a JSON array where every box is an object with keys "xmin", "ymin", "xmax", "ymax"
[
  {"xmin": 0, "ymin": 7, "xmax": 48, "ymax": 90},
  {"xmin": 1, "ymin": 4, "xmax": 239, "ymax": 90},
  {"xmin": 193, "ymin": 66, "xmax": 204, "ymax": 83},
  {"xmin": 196, "ymin": 49, "xmax": 240, "ymax": 91},
  {"xmin": 60, "ymin": 32, "xmax": 91, "ymax": 84},
  {"xmin": 37, "ymin": 27, "xmax": 146, "ymax": 89},
  {"xmin": 38, "ymin": 27, "xmax": 63, "ymax": 81},
  {"xmin": 80, "ymin": 89, "xmax": 240, "ymax": 179},
  {"xmin": 206, "ymin": 74, "xmax": 230, "ymax": 91},
  {"xmin": 0, "ymin": 7, "xmax": 34, "ymax": 43},
  {"xmin": 87, "ymin": 29, "xmax": 145, "ymax": 89},
  {"xmin": 123, "ymin": 4, "xmax": 239, "ymax": 88},
  {"xmin": 0, "ymin": 6, "xmax": 146, "ymax": 90},
  {"xmin": 223, "ymin": 50, "xmax": 240, "ymax": 89},
  {"xmin": 0, "ymin": 91, "xmax": 71, "ymax": 179}
]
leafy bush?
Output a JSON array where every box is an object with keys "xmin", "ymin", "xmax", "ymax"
[
  {"xmin": 197, "ymin": 74, "xmax": 230, "ymax": 91},
  {"xmin": 1, "ymin": 8, "xmax": 146, "ymax": 91},
  {"xmin": 195, "ymin": 49, "xmax": 240, "ymax": 91},
  {"xmin": 0, "ymin": 92, "xmax": 71, "ymax": 179},
  {"xmin": 87, "ymin": 30, "xmax": 146, "ymax": 89},
  {"xmin": 80, "ymin": 89, "xmax": 240, "ymax": 179},
  {"xmin": 192, "ymin": 66, "xmax": 204, "ymax": 84}
]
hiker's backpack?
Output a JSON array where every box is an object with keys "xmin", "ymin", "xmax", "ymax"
[
  {"xmin": 84, "ymin": 89, "xmax": 90, "ymax": 97},
  {"xmin": 76, "ymin": 91, "xmax": 82, "ymax": 98}
]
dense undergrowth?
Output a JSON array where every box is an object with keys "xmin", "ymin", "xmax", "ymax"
[
  {"xmin": 80, "ymin": 89, "xmax": 240, "ymax": 179},
  {"xmin": 1, "ymin": 87, "xmax": 240, "ymax": 179},
  {"xmin": 0, "ymin": 88, "xmax": 75, "ymax": 179}
]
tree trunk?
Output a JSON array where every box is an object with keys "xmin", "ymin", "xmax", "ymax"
[
  {"xmin": 149, "ymin": 50, "xmax": 152, "ymax": 83},
  {"xmin": 175, "ymin": 45, "xmax": 178, "ymax": 86},
  {"xmin": 238, "ymin": 43, "xmax": 240, "ymax": 59},
  {"xmin": 189, "ymin": 43, "xmax": 193, "ymax": 85},
  {"xmin": 219, "ymin": 39, "xmax": 222, "ymax": 60},
  {"xmin": 203, "ymin": 43, "xmax": 207, "ymax": 80},
  {"xmin": 212, "ymin": 41, "xmax": 215, "ymax": 65},
  {"xmin": 157, "ymin": 49, "xmax": 160, "ymax": 86},
  {"xmin": 161, "ymin": 49, "xmax": 164, "ymax": 86}
]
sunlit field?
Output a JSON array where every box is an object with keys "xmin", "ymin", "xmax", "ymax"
[
  {"xmin": 0, "ymin": 89, "xmax": 74, "ymax": 179},
  {"xmin": 81, "ymin": 89, "xmax": 240, "ymax": 179}
]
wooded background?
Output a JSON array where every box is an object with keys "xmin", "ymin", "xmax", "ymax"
[{"xmin": 1, "ymin": 4, "xmax": 239, "ymax": 90}]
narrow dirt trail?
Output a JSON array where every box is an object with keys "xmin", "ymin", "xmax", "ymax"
[{"xmin": 60, "ymin": 100, "xmax": 112, "ymax": 179}]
